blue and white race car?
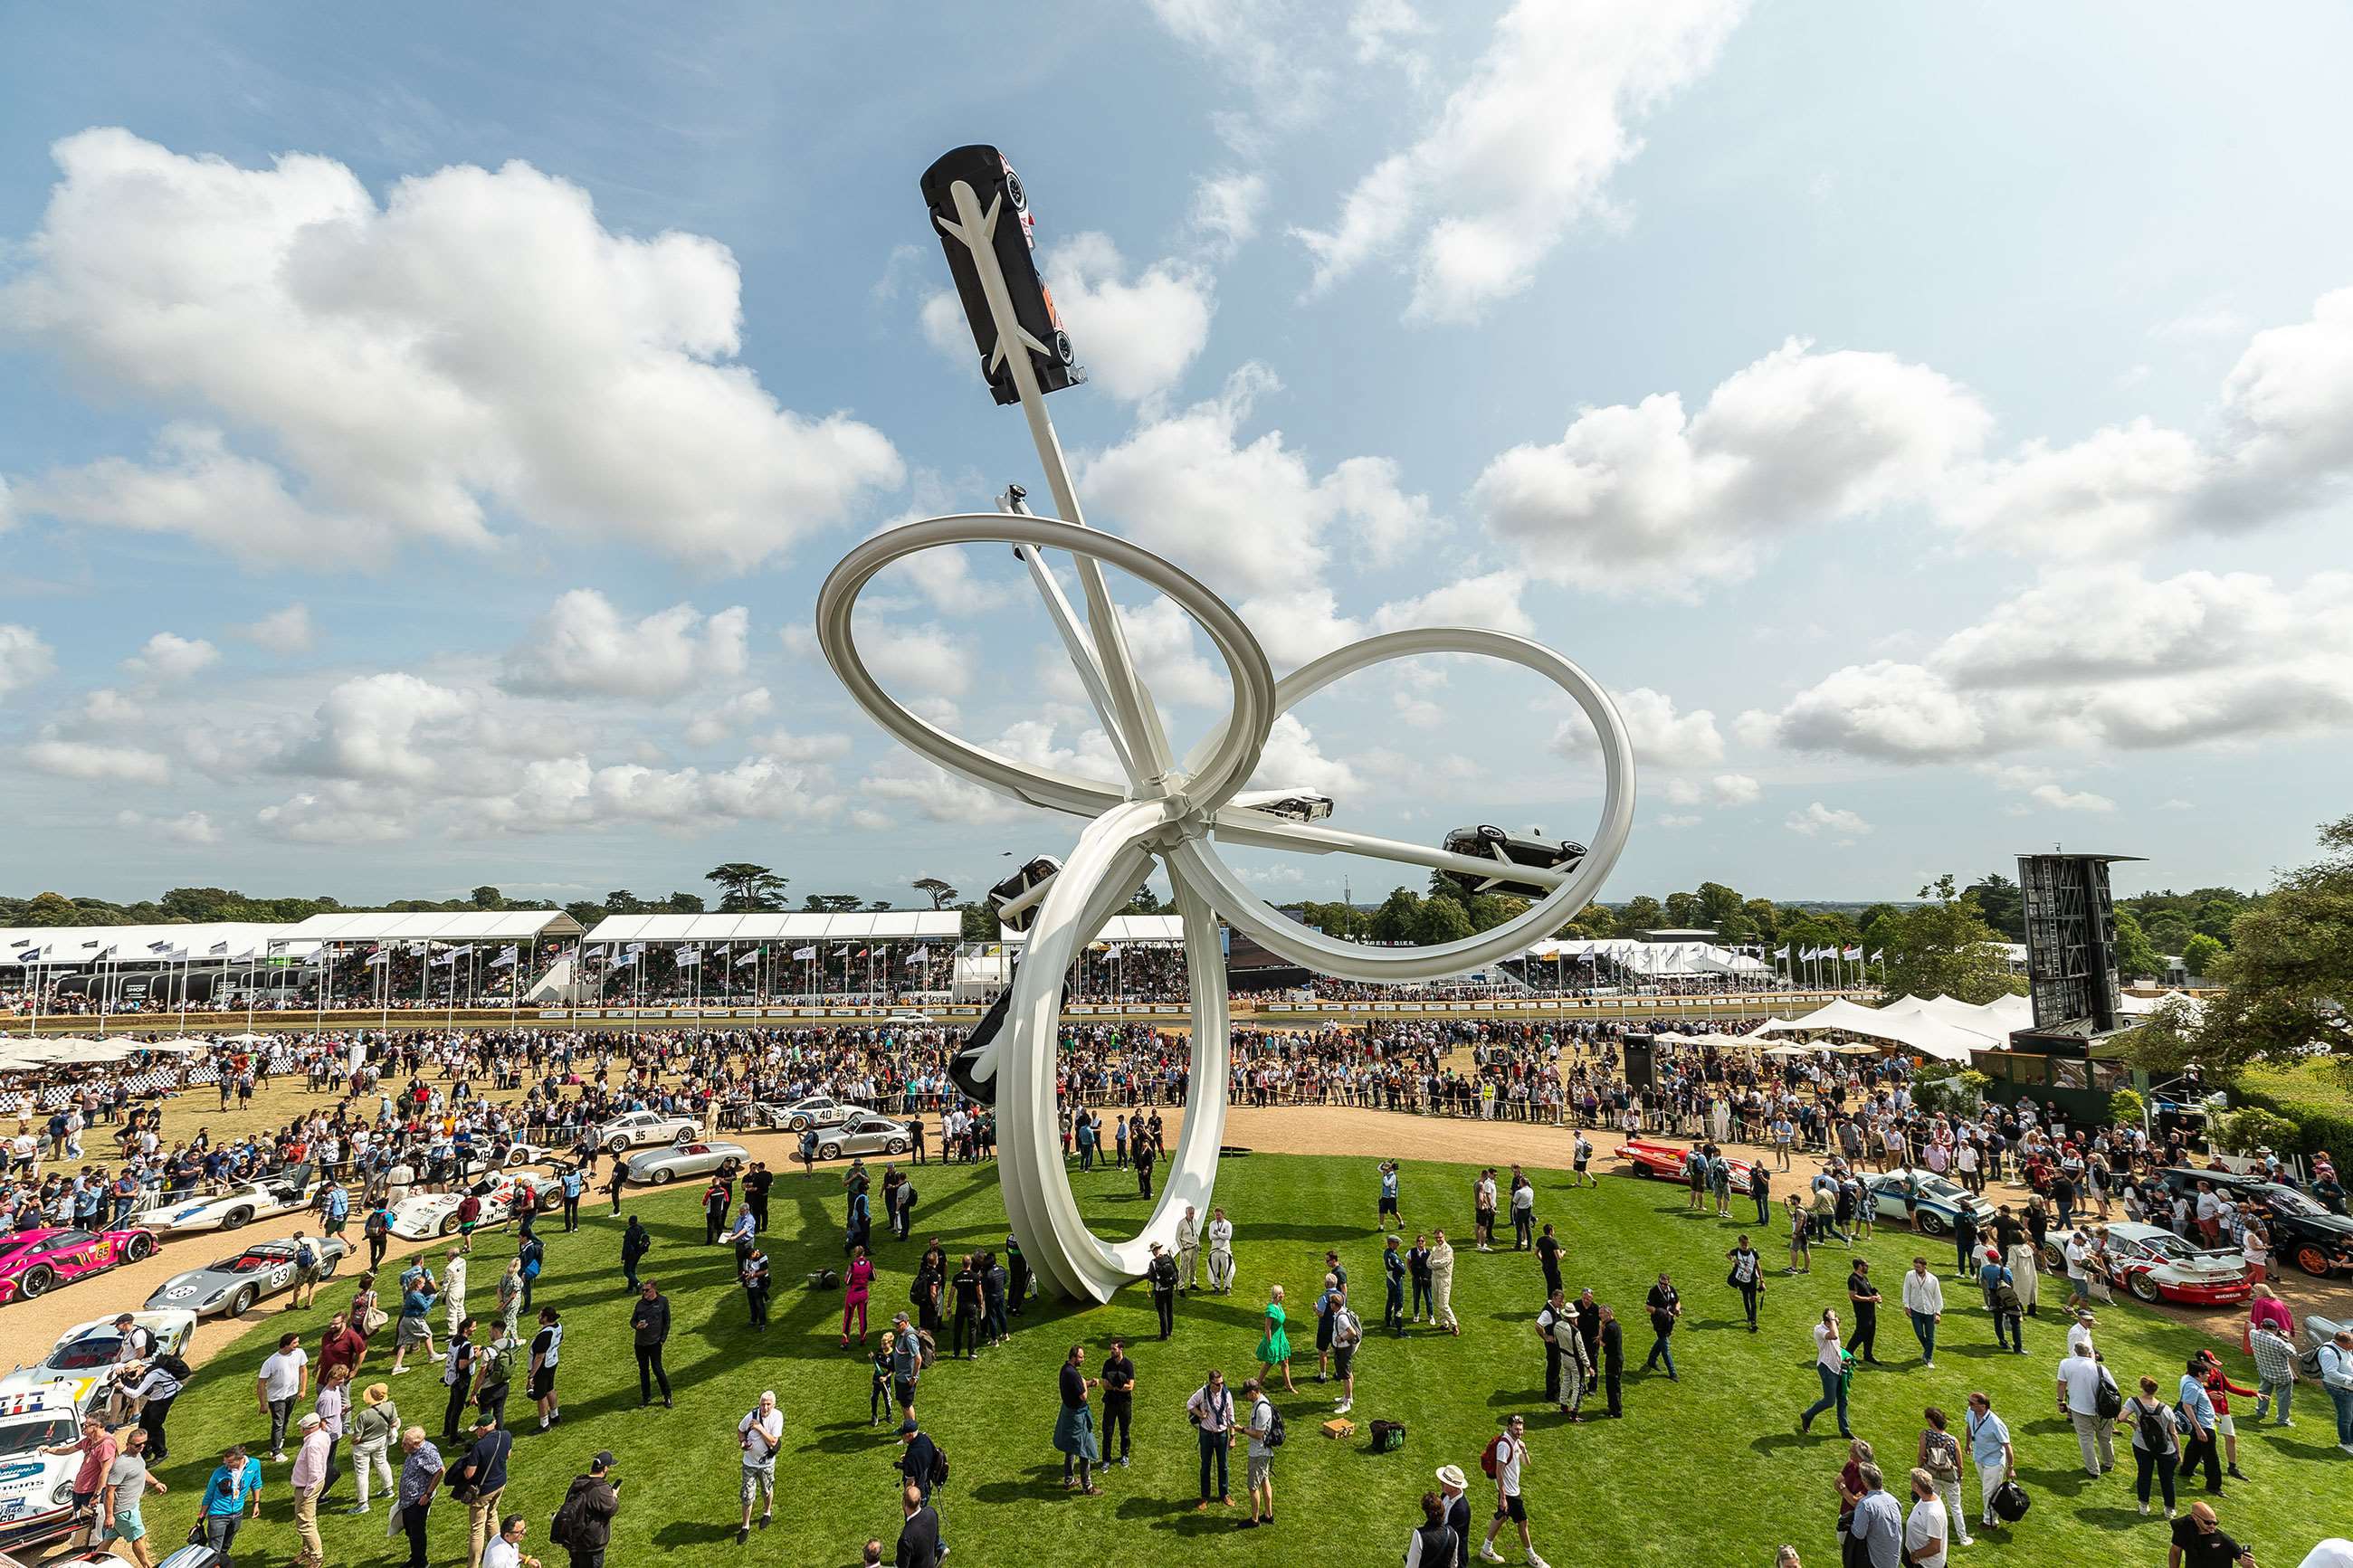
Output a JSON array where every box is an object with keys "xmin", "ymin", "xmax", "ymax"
[
  {"xmin": 0, "ymin": 1379, "xmax": 105, "ymax": 1551},
  {"xmin": 148, "ymin": 1168, "xmax": 316, "ymax": 1234}
]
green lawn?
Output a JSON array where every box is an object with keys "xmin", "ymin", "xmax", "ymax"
[{"xmin": 143, "ymin": 1148, "xmax": 2344, "ymax": 1567}]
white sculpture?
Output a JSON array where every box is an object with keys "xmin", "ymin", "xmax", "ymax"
[{"xmin": 814, "ymin": 148, "xmax": 1637, "ymax": 1302}]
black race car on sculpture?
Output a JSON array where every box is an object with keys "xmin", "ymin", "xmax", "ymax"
[
  {"xmin": 1439, "ymin": 824, "xmax": 1587, "ymax": 899},
  {"xmin": 920, "ymin": 145, "xmax": 1085, "ymax": 405}
]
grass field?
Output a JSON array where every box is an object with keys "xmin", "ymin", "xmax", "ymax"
[{"xmin": 135, "ymin": 1149, "xmax": 2346, "ymax": 1568}]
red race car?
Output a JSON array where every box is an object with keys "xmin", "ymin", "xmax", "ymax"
[
  {"xmin": 1612, "ymin": 1138, "xmax": 1758, "ymax": 1194},
  {"xmin": 0, "ymin": 1226, "xmax": 157, "ymax": 1304}
]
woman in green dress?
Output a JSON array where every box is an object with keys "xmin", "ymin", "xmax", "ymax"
[{"xmin": 1256, "ymin": 1283, "xmax": 1297, "ymax": 1392}]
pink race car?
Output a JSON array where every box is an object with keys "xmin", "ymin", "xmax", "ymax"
[{"xmin": 0, "ymin": 1226, "xmax": 157, "ymax": 1303}]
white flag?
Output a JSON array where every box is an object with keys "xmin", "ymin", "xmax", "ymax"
[
  {"xmin": 488, "ymin": 946, "xmax": 518, "ymax": 969},
  {"xmin": 365, "ymin": 949, "xmax": 390, "ymax": 966},
  {"xmin": 209, "ymin": 941, "xmax": 230, "ymax": 955},
  {"xmin": 735, "ymin": 949, "xmax": 759, "ymax": 968},
  {"xmin": 675, "ymin": 947, "xmax": 703, "ymax": 968},
  {"xmin": 791, "ymin": 946, "xmax": 816, "ymax": 961},
  {"xmin": 1869, "ymin": 949, "xmax": 1883, "ymax": 964},
  {"xmin": 1773, "ymin": 946, "xmax": 1790, "ymax": 959},
  {"xmin": 905, "ymin": 945, "xmax": 931, "ymax": 965},
  {"xmin": 613, "ymin": 951, "xmax": 637, "ymax": 970},
  {"xmin": 431, "ymin": 948, "xmax": 458, "ymax": 965},
  {"xmin": 1843, "ymin": 946, "xmax": 1862, "ymax": 961},
  {"xmin": 624, "ymin": 941, "xmax": 646, "ymax": 955}
]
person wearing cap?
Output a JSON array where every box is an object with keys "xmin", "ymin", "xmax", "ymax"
[
  {"xmin": 738, "ymin": 1390, "xmax": 782, "ymax": 1543},
  {"xmin": 456, "ymin": 1411, "xmax": 515, "ymax": 1568},
  {"xmin": 348, "ymin": 1381, "xmax": 401, "ymax": 1513},
  {"xmin": 98, "ymin": 1426, "xmax": 165, "ymax": 1568},
  {"xmin": 289, "ymin": 1412, "xmax": 332, "ymax": 1568},
  {"xmin": 553, "ymin": 1453, "xmax": 619, "ymax": 1568},
  {"xmin": 2067, "ymin": 1308, "xmax": 2096, "ymax": 1361},
  {"xmin": 891, "ymin": 1312, "xmax": 923, "ymax": 1415},
  {"xmin": 40, "ymin": 1413, "xmax": 114, "ymax": 1552}
]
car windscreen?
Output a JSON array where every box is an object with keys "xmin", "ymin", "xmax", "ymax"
[
  {"xmin": 0, "ymin": 1414, "xmax": 76, "ymax": 1458},
  {"xmin": 2262, "ymin": 1187, "xmax": 2326, "ymax": 1216},
  {"xmin": 2138, "ymin": 1232, "xmax": 2203, "ymax": 1261},
  {"xmin": 216, "ymin": 1253, "xmax": 281, "ymax": 1272},
  {"xmin": 44, "ymin": 1335, "xmax": 124, "ymax": 1370}
]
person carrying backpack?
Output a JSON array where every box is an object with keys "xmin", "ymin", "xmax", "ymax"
[
  {"xmin": 1329, "ymin": 1286, "xmax": 1363, "ymax": 1417},
  {"xmin": 1241, "ymin": 1376, "xmax": 1278, "ymax": 1530},
  {"xmin": 548, "ymin": 1452, "xmax": 619, "ymax": 1568},
  {"xmin": 2126, "ymin": 1375, "xmax": 2183, "ymax": 1518}
]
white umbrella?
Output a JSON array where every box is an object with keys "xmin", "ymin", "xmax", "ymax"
[
  {"xmin": 0, "ymin": 1038, "xmax": 73, "ymax": 1068},
  {"xmin": 146, "ymin": 1038, "xmax": 214, "ymax": 1055},
  {"xmin": 53, "ymin": 1039, "xmax": 138, "ymax": 1065},
  {"xmin": 221, "ymin": 1032, "xmax": 272, "ymax": 1045}
]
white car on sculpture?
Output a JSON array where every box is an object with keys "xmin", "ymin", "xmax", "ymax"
[
  {"xmin": 390, "ymin": 1172, "xmax": 561, "ymax": 1240},
  {"xmin": 592, "ymin": 1110, "xmax": 699, "ymax": 1155}
]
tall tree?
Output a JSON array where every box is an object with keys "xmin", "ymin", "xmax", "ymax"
[
  {"xmin": 1618, "ymin": 895, "xmax": 1664, "ymax": 932},
  {"xmin": 1872, "ymin": 875, "xmax": 2026, "ymax": 1004},
  {"xmin": 1662, "ymin": 890, "xmax": 1706, "ymax": 928},
  {"xmin": 2181, "ymin": 932, "xmax": 2225, "ymax": 981},
  {"xmin": 911, "ymin": 878, "xmax": 958, "ymax": 910},
  {"xmin": 706, "ymin": 863, "xmax": 788, "ymax": 912},
  {"xmin": 2111, "ymin": 908, "xmax": 2163, "ymax": 983},
  {"xmin": 1369, "ymin": 887, "xmax": 1424, "ymax": 944},
  {"xmin": 804, "ymin": 893, "xmax": 864, "ymax": 913},
  {"xmin": 2183, "ymin": 814, "xmax": 2353, "ymax": 1078},
  {"xmin": 1962, "ymin": 873, "xmax": 2026, "ymax": 941}
]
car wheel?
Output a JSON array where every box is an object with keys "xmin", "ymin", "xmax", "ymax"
[
  {"xmin": 2039, "ymin": 1242, "xmax": 2066, "ymax": 1273},
  {"xmin": 790, "ymin": 1117, "xmax": 809, "ymax": 1134},
  {"xmin": 318, "ymin": 1251, "xmax": 340, "ymax": 1278},
  {"xmin": 2129, "ymin": 1272, "xmax": 2163, "ymax": 1305},
  {"xmin": 674, "ymin": 1127, "xmax": 693, "ymax": 1145},
  {"xmin": 652, "ymin": 1169, "xmax": 674, "ymax": 1185},
  {"xmin": 2293, "ymin": 1242, "xmax": 2333, "ymax": 1277},
  {"xmin": 608, "ymin": 1137, "xmax": 631, "ymax": 1155},
  {"xmin": 438, "ymin": 1213, "xmax": 459, "ymax": 1237},
  {"xmin": 819, "ymin": 1143, "xmax": 842, "ymax": 1161},
  {"xmin": 221, "ymin": 1207, "xmax": 252, "ymax": 1232},
  {"xmin": 885, "ymin": 1138, "xmax": 908, "ymax": 1155},
  {"xmin": 230, "ymin": 1284, "xmax": 258, "ymax": 1316},
  {"xmin": 1919, "ymin": 1212, "xmax": 1949, "ymax": 1238},
  {"xmin": 18, "ymin": 1264, "xmax": 53, "ymax": 1299},
  {"xmin": 539, "ymin": 1190, "xmax": 562, "ymax": 1212},
  {"xmin": 507, "ymin": 1149, "xmax": 528, "ymax": 1167},
  {"xmin": 125, "ymin": 1233, "xmax": 155, "ymax": 1262}
]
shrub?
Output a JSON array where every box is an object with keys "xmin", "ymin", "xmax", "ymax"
[
  {"xmin": 2109, "ymin": 1088, "xmax": 2148, "ymax": 1132},
  {"xmin": 2213, "ymin": 1106, "xmax": 2300, "ymax": 1157}
]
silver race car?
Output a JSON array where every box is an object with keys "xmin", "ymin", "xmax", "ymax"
[
  {"xmin": 625, "ymin": 1141, "xmax": 750, "ymax": 1186},
  {"xmin": 144, "ymin": 1235, "xmax": 352, "ymax": 1318},
  {"xmin": 811, "ymin": 1112, "xmax": 914, "ymax": 1162}
]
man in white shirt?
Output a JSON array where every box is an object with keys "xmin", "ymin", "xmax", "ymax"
[
  {"xmin": 1205, "ymin": 1208, "xmax": 1235, "ymax": 1294},
  {"xmin": 2320, "ymin": 1327, "xmax": 2353, "ymax": 1458},
  {"xmin": 737, "ymin": 1389, "xmax": 783, "ymax": 1540},
  {"xmin": 1903, "ymin": 1466, "xmax": 1948, "ymax": 1568},
  {"xmin": 1477, "ymin": 1415, "xmax": 1548, "ymax": 1568},
  {"xmin": 2067, "ymin": 1309, "xmax": 2097, "ymax": 1361},
  {"xmin": 1175, "ymin": 1204, "xmax": 1201, "ymax": 1293},
  {"xmin": 2056, "ymin": 1349, "xmax": 2114, "ymax": 1476},
  {"xmin": 256, "ymin": 1335, "xmax": 310, "ymax": 1462},
  {"xmin": 1902, "ymin": 1257, "xmax": 1946, "ymax": 1368},
  {"xmin": 481, "ymin": 1513, "xmax": 537, "ymax": 1568}
]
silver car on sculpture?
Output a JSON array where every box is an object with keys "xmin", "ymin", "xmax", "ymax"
[{"xmin": 624, "ymin": 1140, "xmax": 751, "ymax": 1186}]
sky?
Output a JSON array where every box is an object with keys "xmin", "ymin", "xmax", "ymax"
[{"xmin": 3, "ymin": 1, "xmax": 2351, "ymax": 912}]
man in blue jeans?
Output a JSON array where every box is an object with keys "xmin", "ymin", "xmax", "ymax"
[
  {"xmin": 1901, "ymin": 1258, "xmax": 1944, "ymax": 1369},
  {"xmin": 2320, "ymin": 1327, "xmax": 2353, "ymax": 1455},
  {"xmin": 1184, "ymin": 1370, "xmax": 1236, "ymax": 1509},
  {"xmin": 201, "ymin": 1444, "xmax": 262, "ymax": 1568}
]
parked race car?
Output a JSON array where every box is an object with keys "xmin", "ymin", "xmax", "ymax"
[
  {"xmin": 0, "ymin": 1378, "xmax": 110, "ymax": 1551},
  {"xmin": 591, "ymin": 1110, "xmax": 700, "ymax": 1155},
  {"xmin": 0, "ymin": 1311, "xmax": 197, "ymax": 1401},
  {"xmin": 1860, "ymin": 1171, "xmax": 1997, "ymax": 1238},
  {"xmin": 1611, "ymin": 1139, "xmax": 1755, "ymax": 1193},
  {"xmin": 0, "ymin": 1227, "xmax": 158, "ymax": 1305},
  {"xmin": 389, "ymin": 1172, "xmax": 562, "ymax": 1241},
  {"xmin": 811, "ymin": 1111, "xmax": 914, "ymax": 1162},
  {"xmin": 2158, "ymin": 1168, "xmax": 2353, "ymax": 1278},
  {"xmin": 148, "ymin": 1167, "xmax": 316, "ymax": 1234},
  {"xmin": 145, "ymin": 1235, "xmax": 350, "ymax": 1319},
  {"xmin": 625, "ymin": 1141, "xmax": 749, "ymax": 1186},
  {"xmin": 2084, "ymin": 1222, "xmax": 2254, "ymax": 1307},
  {"xmin": 762, "ymin": 1096, "xmax": 857, "ymax": 1135}
]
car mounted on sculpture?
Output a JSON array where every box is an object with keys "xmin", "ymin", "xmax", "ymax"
[
  {"xmin": 1861, "ymin": 1171, "xmax": 1996, "ymax": 1237},
  {"xmin": 145, "ymin": 1235, "xmax": 351, "ymax": 1318},
  {"xmin": 149, "ymin": 1165, "xmax": 316, "ymax": 1234},
  {"xmin": 0, "ymin": 1227, "xmax": 157, "ymax": 1304},
  {"xmin": 1613, "ymin": 1138, "xmax": 1756, "ymax": 1193},
  {"xmin": 1439, "ymin": 824, "xmax": 1587, "ymax": 899},
  {"xmin": 625, "ymin": 1140, "xmax": 749, "ymax": 1186},
  {"xmin": 591, "ymin": 1109, "xmax": 700, "ymax": 1155},
  {"xmin": 987, "ymin": 855, "xmax": 1062, "ymax": 933},
  {"xmin": 2157, "ymin": 1167, "xmax": 2353, "ymax": 1278},
  {"xmin": 2083, "ymin": 1221, "xmax": 2254, "ymax": 1306},
  {"xmin": 919, "ymin": 144, "xmax": 1085, "ymax": 406},
  {"xmin": 1230, "ymin": 788, "xmax": 1335, "ymax": 823}
]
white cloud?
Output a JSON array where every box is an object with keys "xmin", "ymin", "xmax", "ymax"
[
  {"xmin": 0, "ymin": 624, "xmax": 55, "ymax": 698},
  {"xmin": 1784, "ymin": 801, "xmax": 1871, "ymax": 839},
  {"xmin": 1295, "ymin": 0, "xmax": 1747, "ymax": 321},
  {"xmin": 1118, "ymin": 597, "xmax": 1230, "ymax": 708},
  {"xmin": 116, "ymin": 808, "xmax": 219, "ymax": 844},
  {"xmin": 683, "ymin": 688, "xmax": 774, "ymax": 747},
  {"xmin": 1472, "ymin": 339, "xmax": 1987, "ymax": 590},
  {"xmin": 27, "ymin": 738, "xmax": 171, "ymax": 784},
  {"xmin": 501, "ymin": 589, "xmax": 748, "ymax": 698},
  {"xmin": 123, "ymin": 631, "xmax": 221, "ymax": 682},
  {"xmin": 1711, "ymin": 773, "xmax": 1760, "ymax": 806},
  {"xmin": 3, "ymin": 128, "xmax": 901, "ymax": 569},
  {"xmin": 233, "ymin": 603, "xmax": 317, "ymax": 654},
  {"xmin": 1143, "ymin": 0, "xmax": 1334, "ymax": 148},
  {"xmin": 1249, "ymin": 711, "xmax": 1364, "ymax": 799},
  {"xmin": 1190, "ymin": 171, "xmax": 1268, "ymax": 256},
  {"xmin": 81, "ymin": 689, "xmax": 142, "ymax": 726},
  {"xmin": 1043, "ymin": 233, "xmax": 1215, "ymax": 404},
  {"xmin": 858, "ymin": 620, "xmax": 975, "ymax": 698},
  {"xmin": 2028, "ymin": 782, "xmax": 2116, "ymax": 813},
  {"xmin": 1555, "ymin": 686, "xmax": 1721, "ymax": 767},
  {"xmin": 1655, "ymin": 813, "xmax": 1700, "ymax": 828},
  {"xmin": 1750, "ymin": 565, "xmax": 2353, "ymax": 761},
  {"xmin": 1661, "ymin": 779, "xmax": 1700, "ymax": 805},
  {"xmin": 1979, "ymin": 763, "xmax": 2115, "ymax": 813},
  {"xmin": 281, "ymin": 671, "xmax": 476, "ymax": 783},
  {"xmin": 2158, "ymin": 797, "xmax": 2194, "ymax": 811},
  {"xmin": 1347, "ymin": 0, "xmax": 1428, "ymax": 66},
  {"xmin": 856, "ymin": 717, "xmax": 1119, "ymax": 825},
  {"xmin": 748, "ymin": 727, "xmax": 853, "ymax": 764}
]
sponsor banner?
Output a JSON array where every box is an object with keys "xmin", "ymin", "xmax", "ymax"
[
  {"xmin": 537, "ymin": 1009, "xmax": 570, "ymax": 1020},
  {"xmin": 1373, "ymin": 1003, "xmax": 1397, "ymax": 1012},
  {"xmin": 732, "ymin": 1008, "xmax": 760, "ymax": 1018}
]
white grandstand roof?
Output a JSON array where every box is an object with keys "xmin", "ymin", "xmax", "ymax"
[
  {"xmin": 997, "ymin": 915, "xmax": 1187, "ymax": 946},
  {"xmin": 583, "ymin": 911, "xmax": 961, "ymax": 944},
  {"xmin": 0, "ymin": 921, "xmax": 312, "ymax": 966},
  {"xmin": 278, "ymin": 910, "xmax": 583, "ymax": 944}
]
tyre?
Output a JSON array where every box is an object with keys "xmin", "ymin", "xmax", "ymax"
[
  {"xmin": 318, "ymin": 1250, "xmax": 340, "ymax": 1278},
  {"xmin": 538, "ymin": 1189, "xmax": 563, "ymax": 1212},
  {"xmin": 438, "ymin": 1212, "xmax": 459, "ymax": 1237},
  {"xmin": 674, "ymin": 1127, "xmax": 693, "ymax": 1145},
  {"xmin": 221, "ymin": 1207, "xmax": 252, "ymax": 1232},
  {"xmin": 652, "ymin": 1169, "xmax": 675, "ymax": 1185},
  {"xmin": 2293, "ymin": 1242, "xmax": 2333, "ymax": 1278},
  {"xmin": 608, "ymin": 1137, "xmax": 631, "ymax": 1155},
  {"xmin": 819, "ymin": 1143, "xmax": 842, "ymax": 1162},
  {"xmin": 2039, "ymin": 1242, "xmax": 2066, "ymax": 1274},
  {"xmin": 885, "ymin": 1138, "xmax": 908, "ymax": 1155},
  {"xmin": 789, "ymin": 1117, "xmax": 809, "ymax": 1135},
  {"xmin": 2129, "ymin": 1272, "xmax": 2162, "ymax": 1305},
  {"xmin": 18, "ymin": 1264, "xmax": 53, "ymax": 1299},
  {"xmin": 1919, "ymin": 1212, "xmax": 1949, "ymax": 1238},
  {"xmin": 230, "ymin": 1284, "xmax": 258, "ymax": 1316},
  {"xmin": 125, "ymin": 1233, "xmax": 155, "ymax": 1262}
]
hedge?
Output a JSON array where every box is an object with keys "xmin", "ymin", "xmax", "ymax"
[{"xmin": 2234, "ymin": 1062, "xmax": 2353, "ymax": 1165}]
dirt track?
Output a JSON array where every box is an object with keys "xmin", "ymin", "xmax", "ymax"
[{"xmin": 10, "ymin": 1098, "xmax": 2348, "ymax": 1373}]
